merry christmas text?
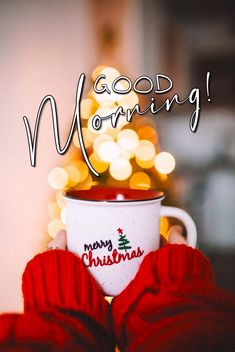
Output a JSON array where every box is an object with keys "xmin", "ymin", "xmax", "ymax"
[{"xmin": 82, "ymin": 247, "xmax": 144, "ymax": 268}]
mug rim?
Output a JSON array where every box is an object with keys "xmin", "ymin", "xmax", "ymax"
[{"xmin": 64, "ymin": 186, "xmax": 165, "ymax": 204}]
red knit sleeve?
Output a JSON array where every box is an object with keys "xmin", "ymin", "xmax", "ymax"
[
  {"xmin": 112, "ymin": 244, "xmax": 235, "ymax": 352},
  {"xmin": 19, "ymin": 249, "xmax": 115, "ymax": 351}
]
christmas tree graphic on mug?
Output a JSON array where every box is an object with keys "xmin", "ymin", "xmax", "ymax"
[{"xmin": 117, "ymin": 228, "xmax": 132, "ymax": 252}]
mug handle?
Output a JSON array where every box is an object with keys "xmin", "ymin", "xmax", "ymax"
[{"xmin": 160, "ymin": 206, "xmax": 197, "ymax": 248}]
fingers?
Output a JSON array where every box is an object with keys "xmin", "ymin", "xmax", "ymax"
[
  {"xmin": 47, "ymin": 229, "xmax": 67, "ymax": 251},
  {"xmin": 168, "ymin": 225, "xmax": 187, "ymax": 245}
]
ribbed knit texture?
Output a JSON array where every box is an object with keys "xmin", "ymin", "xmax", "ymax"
[
  {"xmin": 1, "ymin": 245, "xmax": 235, "ymax": 351},
  {"xmin": 112, "ymin": 244, "xmax": 235, "ymax": 351},
  {"xmin": 22, "ymin": 250, "xmax": 108, "ymax": 327},
  {"xmin": 0, "ymin": 249, "xmax": 115, "ymax": 351}
]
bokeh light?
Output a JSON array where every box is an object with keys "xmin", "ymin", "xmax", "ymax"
[
  {"xmin": 47, "ymin": 219, "xmax": 66, "ymax": 239},
  {"xmin": 64, "ymin": 164, "xmax": 81, "ymax": 187},
  {"xmin": 129, "ymin": 172, "xmax": 151, "ymax": 190},
  {"xmin": 73, "ymin": 160, "xmax": 89, "ymax": 182},
  {"xmin": 92, "ymin": 65, "xmax": 107, "ymax": 81},
  {"xmin": 89, "ymin": 152, "xmax": 109, "ymax": 173},
  {"xmin": 98, "ymin": 141, "xmax": 120, "ymax": 162},
  {"xmin": 118, "ymin": 91, "xmax": 139, "ymax": 109},
  {"xmin": 80, "ymin": 98, "xmax": 97, "ymax": 120},
  {"xmin": 117, "ymin": 129, "xmax": 139, "ymax": 151},
  {"xmin": 137, "ymin": 126, "xmax": 158, "ymax": 145},
  {"xmin": 93, "ymin": 134, "xmax": 113, "ymax": 153},
  {"xmin": 110, "ymin": 158, "xmax": 132, "ymax": 181},
  {"xmin": 48, "ymin": 67, "xmax": 176, "ymax": 238},
  {"xmin": 48, "ymin": 167, "xmax": 69, "ymax": 190},
  {"xmin": 154, "ymin": 152, "xmax": 176, "ymax": 174},
  {"xmin": 135, "ymin": 140, "xmax": 156, "ymax": 169},
  {"xmin": 160, "ymin": 217, "xmax": 169, "ymax": 239}
]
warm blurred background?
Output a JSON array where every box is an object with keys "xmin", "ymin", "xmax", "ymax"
[{"xmin": 0, "ymin": 0, "xmax": 235, "ymax": 312}]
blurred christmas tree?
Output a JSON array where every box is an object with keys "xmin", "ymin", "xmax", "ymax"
[{"xmin": 47, "ymin": 66, "xmax": 176, "ymax": 239}]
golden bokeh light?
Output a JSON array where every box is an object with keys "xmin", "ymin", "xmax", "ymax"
[
  {"xmin": 80, "ymin": 98, "xmax": 97, "ymax": 119},
  {"xmin": 48, "ymin": 67, "xmax": 176, "ymax": 238},
  {"xmin": 110, "ymin": 157, "xmax": 132, "ymax": 181},
  {"xmin": 99, "ymin": 67, "xmax": 121, "ymax": 82},
  {"xmin": 135, "ymin": 140, "xmax": 156, "ymax": 169},
  {"xmin": 92, "ymin": 65, "xmax": 107, "ymax": 81},
  {"xmin": 48, "ymin": 167, "xmax": 69, "ymax": 190},
  {"xmin": 89, "ymin": 152, "xmax": 109, "ymax": 173},
  {"xmin": 119, "ymin": 148, "xmax": 134, "ymax": 160},
  {"xmin": 75, "ymin": 174, "xmax": 93, "ymax": 190},
  {"xmin": 160, "ymin": 217, "xmax": 170, "ymax": 239},
  {"xmin": 137, "ymin": 126, "xmax": 158, "ymax": 145},
  {"xmin": 64, "ymin": 164, "xmax": 81, "ymax": 187},
  {"xmin": 129, "ymin": 172, "xmax": 151, "ymax": 190},
  {"xmin": 118, "ymin": 91, "xmax": 139, "ymax": 109},
  {"xmin": 48, "ymin": 219, "xmax": 66, "ymax": 239},
  {"xmin": 98, "ymin": 141, "xmax": 120, "ymax": 163},
  {"xmin": 73, "ymin": 160, "xmax": 89, "ymax": 182},
  {"xmin": 73, "ymin": 128, "xmax": 94, "ymax": 149},
  {"xmin": 154, "ymin": 152, "xmax": 176, "ymax": 174},
  {"xmin": 117, "ymin": 129, "xmax": 139, "ymax": 151},
  {"xmin": 87, "ymin": 115, "xmax": 110, "ymax": 135},
  {"xmin": 93, "ymin": 134, "xmax": 113, "ymax": 153}
]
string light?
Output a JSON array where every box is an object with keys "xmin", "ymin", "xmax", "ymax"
[{"xmin": 154, "ymin": 152, "xmax": 176, "ymax": 174}]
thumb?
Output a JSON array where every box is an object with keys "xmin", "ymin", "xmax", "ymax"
[{"xmin": 168, "ymin": 225, "xmax": 187, "ymax": 245}]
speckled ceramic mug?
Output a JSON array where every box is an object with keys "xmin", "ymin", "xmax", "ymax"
[{"xmin": 64, "ymin": 187, "xmax": 197, "ymax": 296}]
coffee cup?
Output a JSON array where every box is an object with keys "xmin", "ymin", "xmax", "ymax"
[{"xmin": 64, "ymin": 186, "xmax": 197, "ymax": 296}]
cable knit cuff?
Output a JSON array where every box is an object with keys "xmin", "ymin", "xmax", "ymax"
[
  {"xmin": 112, "ymin": 244, "xmax": 216, "ymax": 348},
  {"xmin": 113, "ymin": 244, "xmax": 215, "ymax": 314},
  {"xmin": 22, "ymin": 250, "xmax": 110, "ymax": 329},
  {"xmin": 154, "ymin": 244, "xmax": 215, "ymax": 285}
]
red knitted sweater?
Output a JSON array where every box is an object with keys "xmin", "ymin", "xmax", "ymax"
[{"xmin": 0, "ymin": 245, "xmax": 235, "ymax": 351}]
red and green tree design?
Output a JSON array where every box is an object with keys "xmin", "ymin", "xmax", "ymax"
[{"xmin": 117, "ymin": 228, "xmax": 132, "ymax": 252}]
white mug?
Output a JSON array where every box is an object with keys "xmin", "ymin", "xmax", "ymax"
[{"xmin": 64, "ymin": 187, "xmax": 197, "ymax": 296}]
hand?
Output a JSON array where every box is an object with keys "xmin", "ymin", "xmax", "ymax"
[
  {"xmin": 47, "ymin": 229, "xmax": 67, "ymax": 250},
  {"xmin": 47, "ymin": 225, "xmax": 187, "ymax": 251}
]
